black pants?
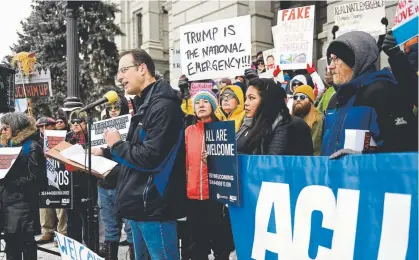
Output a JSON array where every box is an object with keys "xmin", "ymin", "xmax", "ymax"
[
  {"xmin": 187, "ymin": 200, "xmax": 235, "ymax": 260},
  {"xmin": 4, "ymin": 233, "xmax": 37, "ymax": 260},
  {"xmin": 66, "ymin": 200, "xmax": 90, "ymax": 245}
]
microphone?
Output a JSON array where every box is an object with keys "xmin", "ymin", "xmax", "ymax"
[{"xmin": 79, "ymin": 91, "xmax": 119, "ymax": 112}]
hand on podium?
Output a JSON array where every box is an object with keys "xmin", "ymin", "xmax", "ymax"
[{"xmin": 91, "ymin": 147, "xmax": 104, "ymax": 156}]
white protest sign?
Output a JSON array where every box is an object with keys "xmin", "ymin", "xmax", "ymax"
[
  {"xmin": 263, "ymin": 48, "xmax": 278, "ymax": 72},
  {"xmin": 55, "ymin": 232, "xmax": 104, "ymax": 260},
  {"xmin": 0, "ymin": 147, "xmax": 22, "ymax": 179},
  {"xmin": 392, "ymin": 0, "xmax": 419, "ymax": 45},
  {"xmin": 180, "ymin": 15, "xmax": 252, "ymax": 81},
  {"xmin": 190, "ymin": 82, "xmax": 213, "ymax": 97},
  {"xmin": 274, "ymin": 5, "xmax": 315, "ymax": 70},
  {"xmin": 44, "ymin": 130, "xmax": 67, "ymax": 190},
  {"xmin": 334, "ymin": 0, "xmax": 386, "ymax": 37},
  {"xmin": 171, "ymin": 48, "xmax": 181, "ymax": 72},
  {"xmin": 90, "ymin": 114, "xmax": 132, "ymax": 148}
]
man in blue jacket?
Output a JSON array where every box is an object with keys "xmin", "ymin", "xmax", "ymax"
[
  {"xmin": 100, "ymin": 49, "xmax": 186, "ymax": 259},
  {"xmin": 322, "ymin": 31, "xmax": 417, "ymax": 157}
]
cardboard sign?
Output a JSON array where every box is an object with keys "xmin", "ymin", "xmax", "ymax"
[
  {"xmin": 90, "ymin": 114, "xmax": 131, "ymax": 148},
  {"xmin": 0, "ymin": 147, "xmax": 21, "ymax": 179},
  {"xmin": 274, "ymin": 5, "xmax": 315, "ymax": 70},
  {"xmin": 392, "ymin": 0, "xmax": 419, "ymax": 45},
  {"xmin": 180, "ymin": 15, "xmax": 252, "ymax": 81},
  {"xmin": 190, "ymin": 82, "xmax": 213, "ymax": 97},
  {"xmin": 334, "ymin": 0, "xmax": 386, "ymax": 37},
  {"xmin": 55, "ymin": 232, "xmax": 104, "ymax": 260},
  {"xmin": 204, "ymin": 121, "xmax": 240, "ymax": 206},
  {"xmin": 41, "ymin": 130, "xmax": 73, "ymax": 208}
]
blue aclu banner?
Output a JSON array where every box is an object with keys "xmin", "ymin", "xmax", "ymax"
[
  {"xmin": 205, "ymin": 121, "xmax": 240, "ymax": 206},
  {"xmin": 229, "ymin": 153, "xmax": 418, "ymax": 259}
]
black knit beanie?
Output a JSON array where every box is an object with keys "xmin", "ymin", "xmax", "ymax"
[{"xmin": 327, "ymin": 41, "xmax": 355, "ymax": 68}]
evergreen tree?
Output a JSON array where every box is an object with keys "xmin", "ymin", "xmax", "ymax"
[{"xmin": 9, "ymin": 1, "xmax": 123, "ymax": 116}]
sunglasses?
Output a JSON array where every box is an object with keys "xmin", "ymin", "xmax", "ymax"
[
  {"xmin": 56, "ymin": 120, "xmax": 65, "ymax": 124},
  {"xmin": 293, "ymin": 94, "xmax": 308, "ymax": 101},
  {"xmin": 292, "ymin": 82, "xmax": 304, "ymax": 87},
  {"xmin": 1, "ymin": 125, "xmax": 10, "ymax": 131},
  {"xmin": 257, "ymin": 62, "xmax": 264, "ymax": 65},
  {"xmin": 71, "ymin": 119, "xmax": 85, "ymax": 125},
  {"xmin": 106, "ymin": 105, "xmax": 121, "ymax": 111}
]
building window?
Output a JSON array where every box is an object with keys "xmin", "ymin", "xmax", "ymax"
[{"xmin": 137, "ymin": 13, "xmax": 143, "ymax": 47}]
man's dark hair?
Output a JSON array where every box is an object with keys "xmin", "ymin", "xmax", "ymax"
[{"xmin": 120, "ymin": 49, "xmax": 156, "ymax": 77}]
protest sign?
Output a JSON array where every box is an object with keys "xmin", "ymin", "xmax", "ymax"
[
  {"xmin": 14, "ymin": 69, "xmax": 52, "ymax": 99},
  {"xmin": 204, "ymin": 121, "xmax": 240, "ymax": 206},
  {"xmin": 190, "ymin": 82, "xmax": 213, "ymax": 97},
  {"xmin": 263, "ymin": 48, "xmax": 278, "ymax": 71},
  {"xmin": 334, "ymin": 0, "xmax": 386, "ymax": 37},
  {"xmin": 171, "ymin": 48, "xmax": 181, "ymax": 72},
  {"xmin": 392, "ymin": 0, "xmax": 419, "ymax": 45},
  {"xmin": 40, "ymin": 130, "xmax": 73, "ymax": 208},
  {"xmin": 0, "ymin": 147, "xmax": 21, "ymax": 179},
  {"xmin": 229, "ymin": 153, "xmax": 418, "ymax": 259},
  {"xmin": 90, "ymin": 114, "xmax": 131, "ymax": 148},
  {"xmin": 274, "ymin": 5, "xmax": 315, "ymax": 70},
  {"xmin": 180, "ymin": 15, "xmax": 251, "ymax": 81},
  {"xmin": 55, "ymin": 232, "xmax": 104, "ymax": 260}
]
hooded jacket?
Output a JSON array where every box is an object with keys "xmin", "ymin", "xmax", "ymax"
[
  {"xmin": 215, "ymin": 85, "xmax": 246, "ymax": 132},
  {"xmin": 0, "ymin": 118, "xmax": 46, "ymax": 234},
  {"xmin": 111, "ymin": 79, "xmax": 187, "ymax": 221},
  {"xmin": 99, "ymin": 95, "xmax": 130, "ymax": 190},
  {"xmin": 322, "ymin": 31, "xmax": 417, "ymax": 155}
]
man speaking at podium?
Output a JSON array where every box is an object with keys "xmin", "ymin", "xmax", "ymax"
[{"xmin": 94, "ymin": 49, "xmax": 186, "ymax": 259}]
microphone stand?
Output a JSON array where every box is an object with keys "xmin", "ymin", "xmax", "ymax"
[{"xmin": 86, "ymin": 108, "xmax": 99, "ymax": 252}]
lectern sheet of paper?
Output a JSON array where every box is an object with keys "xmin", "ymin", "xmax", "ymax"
[
  {"xmin": 0, "ymin": 147, "xmax": 22, "ymax": 179},
  {"xmin": 60, "ymin": 144, "xmax": 117, "ymax": 175}
]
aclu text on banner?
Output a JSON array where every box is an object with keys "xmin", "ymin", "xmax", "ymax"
[
  {"xmin": 204, "ymin": 121, "xmax": 240, "ymax": 206},
  {"xmin": 392, "ymin": 0, "xmax": 419, "ymax": 45},
  {"xmin": 90, "ymin": 114, "xmax": 131, "ymax": 148},
  {"xmin": 55, "ymin": 232, "xmax": 104, "ymax": 260},
  {"xmin": 334, "ymin": 0, "xmax": 386, "ymax": 37},
  {"xmin": 180, "ymin": 15, "xmax": 251, "ymax": 81},
  {"xmin": 274, "ymin": 5, "xmax": 315, "ymax": 70}
]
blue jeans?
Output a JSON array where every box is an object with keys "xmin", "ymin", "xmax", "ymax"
[
  {"xmin": 130, "ymin": 220, "xmax": 179, "ymax": 260},
  {"xmin": 98, "ymin": 187, "xmax": 133, "ymax": 243}
]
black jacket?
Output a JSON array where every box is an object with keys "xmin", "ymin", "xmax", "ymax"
[
  {"xmin": 98, "ymin": 95, "xmax": 130, "ymax": 190},
  {"xmin": 112, "ymin": 79, "xmax": 187, "ymax": 221},
  {"xmin": 236, "ymin": 115, "xmax": 313, "ymax": 155},
  {"xmin": 0, "ymin": 127, "xmax": 46, "ymax": 234}
]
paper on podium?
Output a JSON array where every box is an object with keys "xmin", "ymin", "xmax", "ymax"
[{"xmin": 45, "ymin": 141, "xmax": 113, "ymax": 179}]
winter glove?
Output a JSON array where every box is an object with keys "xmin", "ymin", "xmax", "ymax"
[
  {"xmin": 178, "ymin": 76, "xmax": 190, "ymax": 99},
  {"xmin": 306, "ymin": 62, "xmax": 316, "ymax": 75},
  {"xmin": 382, "ymin": 32, "xmax": 402, "ymax": 57},
  {"xmin": 273, "ymin": 65, "xmax": 281, "ymax": 78},
  {"xmin": 329, "ymin": 149, "xmax": 362, "ymax": 160},
  {"xmin": 244, "ymin": 68, "xmax": 259, "ymax": 80}
]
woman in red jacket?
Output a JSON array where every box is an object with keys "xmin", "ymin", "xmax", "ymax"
[{"xmin": 185, "ymin": 90, "xmax": 234, "ymax": 259}]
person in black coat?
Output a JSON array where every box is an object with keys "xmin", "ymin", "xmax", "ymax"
[
  {"xmin": 236, "ymin": 78, "xmax": 313, "ymax": 155},
  {"xmin": 0, "ymin": 112, "xmax": 46, "ymax": 260}
]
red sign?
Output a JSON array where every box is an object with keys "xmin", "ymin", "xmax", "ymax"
[{"xmin": 15, "ymin": 82, "xmax": 51, "ymax": 99}]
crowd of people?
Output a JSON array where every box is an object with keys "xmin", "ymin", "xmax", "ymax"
[{"xmin": 0, "ymin": 29, "xmax": 417, "ymax": 260}]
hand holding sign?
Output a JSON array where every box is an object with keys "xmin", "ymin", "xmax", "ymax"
[{"xmin": 104, "ymin": 128, "xmax": 121, "ymax": 147}]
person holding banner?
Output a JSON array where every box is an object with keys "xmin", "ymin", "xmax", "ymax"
[
  {"xmin": 0, "ymin": 112, "xmax": 46, "ymax": 260},
  {"xmin": 94, "ymin": 95, "xmax": 134, "ymax": 260},
  {"xmin": 185, "ymin": 90, "xmax": 235, "ymax": 259},
  {"xmin": 236, "ymin": 78, "xmax": 313, "ymax": 155},
  {"xmin": 102, "ymin": 49, "xmax": 186, "ymax": 259}
]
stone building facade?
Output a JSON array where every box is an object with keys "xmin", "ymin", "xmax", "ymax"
[{"xmin": 111, "ymin": 0, "xmax": 399, "ymax": 87}]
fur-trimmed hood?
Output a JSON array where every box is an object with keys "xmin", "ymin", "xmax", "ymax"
[{"xmin": 1, "ymin": 116, "xmax": 38, "ymax": 147}]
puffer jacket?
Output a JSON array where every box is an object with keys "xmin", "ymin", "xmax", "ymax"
[
  {"xmin": 185, "ymin": 120, "xmax": 209, "ymax": 200},
  {"xmin": 0, "ymin": 120, "xmax": 46, "ymax": 234},
  {"xmin": 215, "ymin": 85, "xmax": 246, "ymax": 132}
]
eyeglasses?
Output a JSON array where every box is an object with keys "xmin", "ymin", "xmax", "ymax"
[
  {"xmin": 56, "ymin": 120, "xmax": 64, "ymax": 124},
  {"xmin": 328, "ymin": 56, "xmax": 341, "ymax": 66},
  {"xmin": 71, "ymin": 119, "xmax": 85, "ymax": 125},
  {"xmin": 106, "ymin": 105, "xmax": 121, "ymax": 111},
  {"xmin": 118, "ymin": 65, "xmax": 139, "ymax": 74},
  {"xmin": 293, "ymin": 94, "xmax": 308, "ymax": 101},
  {"xmin": 257, "ymin": 62, "xmax": 264, "ymax": 66},
  {"xmin": 221, "ymin": 94, "xmax": 235, "ymax": 101},
  {"xmin": 1, "ymin": 125, "xmax": 10, "ymax": 132}
]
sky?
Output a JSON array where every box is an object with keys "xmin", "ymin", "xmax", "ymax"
[{"xmin": 0, "ymin": 0, "xmax": 33, "ymax": 62}]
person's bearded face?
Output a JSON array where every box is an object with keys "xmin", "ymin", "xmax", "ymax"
[{"xmin": 292, "ymin": 95, "xmax": 311, "ymax": 117}]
